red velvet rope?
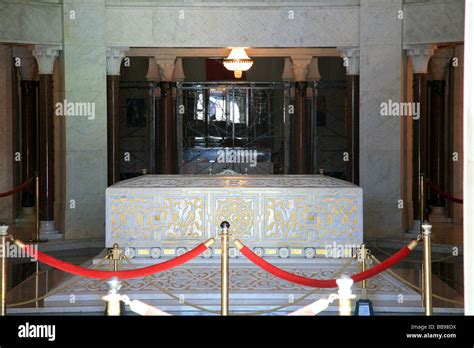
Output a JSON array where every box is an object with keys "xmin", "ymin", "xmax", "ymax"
[
  {"xmin": 19, "ymin": 242, "xmax": 208, "ymax": 280},
  {"xmin": 239, "ymin": 244, "xmax": 413, "ymax": 288},
  {"xmin": 426, "ymin": 180, "xmax": 463, "ymax": 204},
  {"xmin": 0, "ymin": 177, "xmax": 34, "ymax": 198}
]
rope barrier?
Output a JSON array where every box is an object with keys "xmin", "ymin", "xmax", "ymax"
[
  {"xmin": 144, "ymin": 251, "xmax": 357, "ymax": 315},
  {"xmin": 13, "ymin": 238, "xmax": 215, "ymax": 280},
  {"xmin": 109, "ymin": 252, "xmax": 215, "ymax": 314},
  {"xmin": 366, "ymin": 242, "xmax": 457, "ymax": 264},
  {"xmin": 234, "ymin": 239, "xmax": 418, "ymax": 288},
  {"xmin": 145, "ymin": 257, "xmax": 356, "ymax": 316},
  {"xmin": 370, "ymin": 255, "xmax": 464, "ymax": 306},
  {"xmin": 0, "ymin": 177, "xmax": 34, "ymax": 198},
  {"xmin": 111, "ymin": 250, "xmax": 219, "ymax": 314},
  {"xmin": 231, "ymin": 256, "xmax": 357, "ymax": 316},
  {"xmin": 7, "ymin": 273, "xmax": 81, "ymax": 308},
  {"xmin": 123, "ymin": 258, "xmax": 220, "ymax": 314},
  {"xmin": 144, "ymin": 276, "xmax": 220, "ymax": 314},
  {"xmin": 426, "ymin": 180, "xmax": 463, "ymax": 204},
  {"xmin": 7, "ymin": 253, "xmax": 123, "ymax": 308},
  {"xmin": 7, "ymin": 231, "xmax": 461, "ymax": 313}
]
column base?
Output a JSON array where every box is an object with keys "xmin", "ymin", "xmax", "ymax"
[
  {"xmin": 15, "ymin": 207, "xmax": 36, "ymax": 224},
  {"xmin": 39, "ymin": 221, "xmax": 62, "ymax": 240},
  {"xmin": 428, "ymin": 206, "xmax": 451, "ymax": 223}
]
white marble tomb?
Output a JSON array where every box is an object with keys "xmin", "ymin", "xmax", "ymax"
[{"xmin": 105, "ymin": 175, "xmax": 363, "ymax": 259}]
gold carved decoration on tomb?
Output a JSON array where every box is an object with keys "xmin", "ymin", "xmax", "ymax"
[
  {"xmin": 214, "ymin": 197, "xmax": 255, "ymax": 240},
  {"xmin": 265, "ymin": 197, "xmax": 308, "ymax": 240},
  {"xmin": 159, "ymin": 197, "xmax": 204, "ymax": 239}
]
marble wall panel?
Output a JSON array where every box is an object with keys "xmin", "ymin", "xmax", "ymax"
[
  {"xmin": 359, "ymin": 0, "xmax": 403, "ymax": 238},
  {"xmin": 65, "ymin": 193, "xmax": 106, "ymax": 239},
  {"xmin": 464, "ymin": 0, "xmax": 474, "ymax": 314},
  {"xmin": 452, "ymin": 45, "xmax": 464, "ymax": 223},
  {"xmin": 0, "ymin": 1, "xmax": 464, "ymax": 47},
  {"xmin": 106, "ymin": 6, "xmax": 360, "ymax": 47},
  {"xmin": 0, "ymin": 0, "xmax": 465, "ymax": 242},
  {"xmin": 0, "ymin": 2, "xmax": 62, "ymax": 44},
  {"xmin": 62, "ymin": 1, "xmax": 108, "ymax": 239},
  {"xmin": 404, "ymin": 0, "xmax": 464, "ymax": 45}
]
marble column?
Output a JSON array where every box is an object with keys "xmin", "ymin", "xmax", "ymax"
[
  {"xmin": 291, "ymin": 56, "xmax": 312, "ymax": 174},
  {"xmin": 106, "ymin": 47, "xmax": 127, "ymax": 186},
  {"xmin": 405, "ymin": 45, "xmax": 434, "ymax": 233},
  {"xmin": 13, "ymin": 48, "xmax": 38, "ymax": 217},
  {"xmin": 33, "ymin": 45, "xmax": 61, "ymax": 237},
  {"xmin": 338, "ymin": 47, "xmax": 360, "ymax": 185},
  {"xmin": 464, "ymin": 0, "xmax": 474, "ymax": 315},
  {"xmin": 155, "ymin": 57, "xmax": 177, "ymax": 174},
  {"xmin": 146, "ymin": 57, "xmax": 161, "ymax": 174},
  {"xmin": 427, "ymin": 50, "xmax": 452, "ymax": 222},
  {"xmin": 173, "ymin": 58, "xmax": 185, "ymax": 172},
  {"xmin": 307, "ymin": 58, "xmax": 321, "ymax": 174},
  {"xmin": 281, "ymin": 58, "xmax": 294, "ymax": 174}
]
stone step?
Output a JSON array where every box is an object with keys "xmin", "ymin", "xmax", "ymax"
[{"xmin": 8, "ymin": 299, "xmax": 463, "ymax": 315}]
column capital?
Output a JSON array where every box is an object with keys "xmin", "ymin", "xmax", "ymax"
[
  {"xmin": 12, "ymin": 46, "xmax": 37, "ymax": 80},
  {"xmin": 405, "ymin": 44, "xmax": 436, "ymax": 74},
  {"xmin": 106, "ymin": 47, "xmax": 128, "ymax": 76},
  {"xmin": 32, "ymin": 45, "xmax": 61, "ymax": 75},
  {"xmin": 291, "ymin": 56, "xmax": 312, "ymax": 81},
  {"xmin": 338, "ymin": 47, "xmax": 360, "ymax": 75},
  {"xmin": 146, "ymin": 57, "xmax": 160, "ymax": 82},
  {"xmin": 307, "ymin": 58, "xmax": 321, "ymax": 81},
  {"xmin": 172, "ymin": 58, "xmax": 185, "ymax": 82},
  {"xmin": 429, "ymin": 48, "xmax": 453, "ymax": 80},
  {"xmin": 281, "ymin": 58, "xmax": 294, "ymax": 81},
  {"xmin": 154, "ymin": 55, "xmax": 176, "ymax": 82}
]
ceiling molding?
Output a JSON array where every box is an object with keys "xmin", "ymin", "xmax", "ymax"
[{"xmin": 128, "ymin": 47, "xmax": 340, "ymax": 58}]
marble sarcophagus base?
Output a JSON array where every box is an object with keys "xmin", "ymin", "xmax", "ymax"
[{"xmin": 105, "ymin": 175, "xmax": 363, "ymax": 259}]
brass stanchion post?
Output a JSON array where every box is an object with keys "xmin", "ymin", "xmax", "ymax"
[
  {"xmin": 420, "ymin": 174, "xmax": 425, "ymax": 232},
  {"xmin": 354, "ymin": 244, "xmax": 374, "ymax": 315},
  {"xmin": 0, "ymin": 223, "xmax": 9, "ymax": 316},
  {"xmin": 34, "ymin": 263, "xmax": 39, "ymax": 308},
  {"xmin": 336, "ymin": 276, "xmax": 355, "ymax": 316},
  {"xmin": 35, "ymin": 171, "xmax": 40, "ymax": 241},
  {"xmin": 220, "ymin": 221, "xmax": 230, "ymax": 316},
  {"xmin": 360, "ymin": 244, "xmax": 367, "ymax": 298},
  {"xmin": 104, "ymin": 244, "xmax": 126, "ymax": 315},
  {"xmin": 34, "ymin": 171, "xmax": 41, "ymax": 308},
  {"xmin": 103, "ymin": 277, "xmax": 122, "ymax": 316},
  {"xmin": 421, "ymin": 262, "xmax": 425, "ymax": 307},
  {"xmin": 30, "ymin": 172, "xmax": 46, "ymax": 244},
  {"xmin": 422, "ymin": 223, "xmax": 433, "ymax": 316},
  {"xmin": 110, "ymin": 243, "xmax": 121, "ymax": 271}
]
